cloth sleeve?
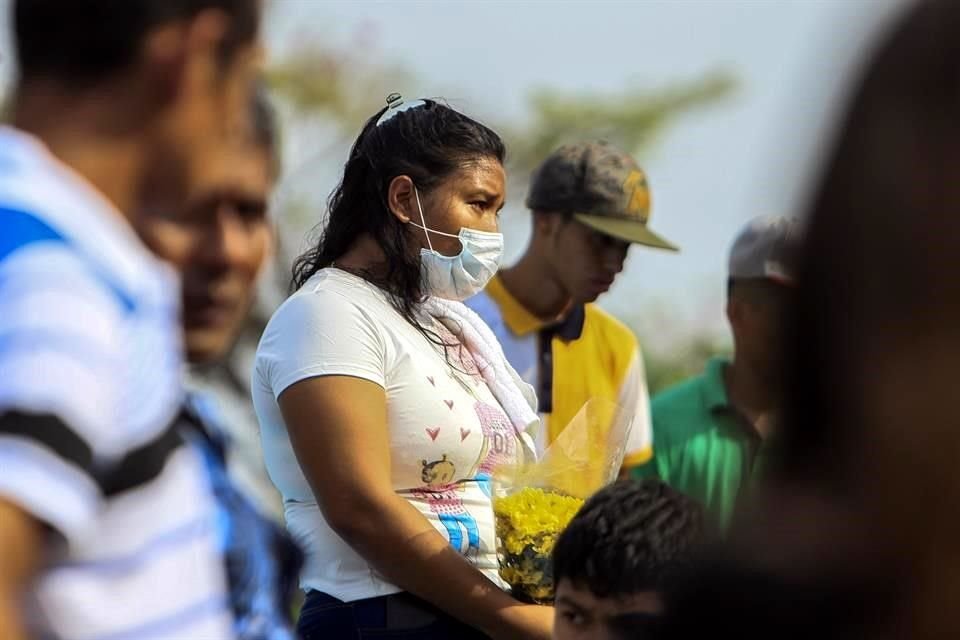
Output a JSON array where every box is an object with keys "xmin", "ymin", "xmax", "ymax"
[
  {"xmin": 618, "ymin": 346, "xmax": 654, "ymax": 470},
  {"xmin": 0, "ymin": 261, "xmax": 120, "ymax": 542},
  {"xmin": 257, "ymin": 289, "xmax": 389, "ymax": 400}
]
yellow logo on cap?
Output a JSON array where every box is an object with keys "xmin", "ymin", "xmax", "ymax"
[{"xmin": 622, "ymin": 170, "xmax": 650, "ymax": 221}]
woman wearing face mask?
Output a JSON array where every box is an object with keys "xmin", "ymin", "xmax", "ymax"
[{"xmin": 252, "ymin": 97, "xmax": 552, "ymax": 639}]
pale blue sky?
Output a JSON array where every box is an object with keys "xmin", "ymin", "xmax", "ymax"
[{"xmin": 0, "ymin": 0, "xmax": 906, "ymax": 345}]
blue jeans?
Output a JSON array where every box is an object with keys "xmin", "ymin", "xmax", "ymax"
[{"xmin": 297, "ymin": 591, "xmax": 489, "ymax": 639}]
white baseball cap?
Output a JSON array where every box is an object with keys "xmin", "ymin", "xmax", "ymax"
[{"xmin": 728, "ymin": 215, "xmax": 802, "ymax": 285}]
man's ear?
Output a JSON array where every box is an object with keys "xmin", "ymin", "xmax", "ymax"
[
  {"xmin": 387, "ymin": 175, "xmax": 417, "ymax": 224},
  {"xmin": 140, "ymin": 10, "xmax": 229, "ymax": 108}
]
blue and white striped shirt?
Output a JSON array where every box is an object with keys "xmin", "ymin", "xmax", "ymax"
[{"xmin": 0, "ymin": 126, "xmax": 239, "ymax": 640}]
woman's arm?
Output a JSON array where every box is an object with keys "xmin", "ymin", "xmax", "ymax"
[{"xmin": 279, "ymin": 375, "xmax": 552, "ymax": 640}]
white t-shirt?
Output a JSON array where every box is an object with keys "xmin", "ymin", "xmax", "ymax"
[{"xmin": 252, "ymin": 268, "xmax": 523, "ymax": 601}]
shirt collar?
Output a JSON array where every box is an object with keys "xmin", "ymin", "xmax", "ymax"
[
  {"xmin": 485, "ymin": 273, "xmax": 585, "ymax": 340},
  {"xmin": 551, "ymin": 304, "xmax": 585, "ymax": 341},
  {"xmin": 702, "ymin": 356, "xmax": 732, "ymax": 412}
]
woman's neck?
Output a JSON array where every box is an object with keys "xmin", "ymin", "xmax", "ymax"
[{"xmin": 335, "ymin": 233, "xmax": 389, "ymax": 274}]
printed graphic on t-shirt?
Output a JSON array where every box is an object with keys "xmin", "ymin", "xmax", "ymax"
[
  {"xmin": 414, "ymin": 325, "xmax": 520, "ymax": 553},
  {"xmin": 413, "ymin": 455, "xmax": 480, "ymax": 555},
  {"xmin": 474, "ymin": 400, "xmax": 518, "ymax": 497}
]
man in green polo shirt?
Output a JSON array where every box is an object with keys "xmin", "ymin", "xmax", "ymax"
[{"xmin": 646, "ymin": 215, "xmax": 799, "ymax": 530}]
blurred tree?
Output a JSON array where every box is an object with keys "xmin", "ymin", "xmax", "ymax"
[
  {"xmin": 503, "ymin": 72, "xmax": 736, "ymax": 179},
  {"xmin": 266, "ymin": 45, "xmax": 415, "ymax": 132},
  {"xmin": 264, "ymin": 41, "xmax": 735, "ymax": 176}
]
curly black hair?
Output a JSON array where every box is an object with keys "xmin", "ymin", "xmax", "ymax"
[{"xmin": 553, "ymin": 479, "xmax": 706, "ymax": 598}]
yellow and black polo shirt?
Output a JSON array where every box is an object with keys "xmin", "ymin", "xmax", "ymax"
[{"xmin": 466, "ymin": 274, "xmax": 653, "ymax": 471}]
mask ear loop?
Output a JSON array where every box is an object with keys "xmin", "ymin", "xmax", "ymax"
[
  {"xmin": 413, "ymin": 187, "xmax": 436, "ymax": 254},
  {"xmin": 411, "ymin": 186, "xmax": 461, "ymax": 248}
]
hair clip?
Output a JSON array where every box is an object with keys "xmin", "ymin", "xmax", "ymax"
[{"xmin": 376, "ymin": 94, "xmax": 427, "ymax": 127}]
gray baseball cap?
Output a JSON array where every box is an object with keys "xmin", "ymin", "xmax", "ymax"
[
  {"xmin": 525, "ymin": 141, "xmax": 678, "ymax": 251},
  {"xmin": 728, "ymin": 215, "xmax": 801, "ymax": 284}
]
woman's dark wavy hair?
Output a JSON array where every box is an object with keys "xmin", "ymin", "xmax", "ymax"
[{"xmin": 292, "ymin": 99, "xmax": 505, "ymax": 334}]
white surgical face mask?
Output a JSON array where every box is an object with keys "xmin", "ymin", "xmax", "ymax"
[{"xmin": 411, "ymin": 187, "xmax": 504, "ymax": 301}]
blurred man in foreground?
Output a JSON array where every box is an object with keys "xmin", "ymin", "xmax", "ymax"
[
  {"xmin": 468, "ymin": 141, "xmax": 677, "ymax": 474},
  {"xmin": 657, "ymin": 2, "xmax": 960, "ymax": 637},
  {"xmin": 649, "ymin": 215, "xmax": 799, "ymax": 530},
  {"xmin": 0, "ymin": 1, "xmax": 262, "ymax": 638}
]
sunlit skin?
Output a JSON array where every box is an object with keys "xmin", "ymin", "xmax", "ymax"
[
  {"xmin": 138, "ymin": 142, "xmax": 274, "ymax": 364},
  {"xmin": 335, "ymin": 157, "xmax": 508, "ymax": 277},
  {"xmin": 393, "ymin": 157, "xmax": 507, "ymax": 256},
  {"xmin": 553, "ymin": 579, "xmax": 662, "ymax": 640},
  {"xmin": 543, "ymin": 218, "xmax": 630, "ymax": 305},
  {"xmin": 500, "ymin": 215, "xmax": 630, "ymax": 321}
]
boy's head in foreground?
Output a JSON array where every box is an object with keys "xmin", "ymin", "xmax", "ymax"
[{"xmin": 552, "ymin": 479, "xmax": 706, "ymax": 640}]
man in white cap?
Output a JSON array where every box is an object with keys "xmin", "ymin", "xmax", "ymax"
[{"xmin": 651, "ymin": 215, "xmax": 800, "ymax": 530}]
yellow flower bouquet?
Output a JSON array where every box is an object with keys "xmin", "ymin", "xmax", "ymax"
[{"xmin": 492, "ymin": 399, "xmax": 633, "ymax": 603}]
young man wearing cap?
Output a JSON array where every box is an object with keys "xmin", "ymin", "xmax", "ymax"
[
  {"xmin": 467, "ymin": 141, "xmax": 678, "ymax": 473},
  {"xmin": 649, "ymin": 215, "xmax": 799, "ymax": 531}
]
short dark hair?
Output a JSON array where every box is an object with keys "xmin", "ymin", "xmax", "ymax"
[
  {"xmin": 14, "ymin": 0, "xmax": 259, "ymax": 86},
  {"xmin": 553, "ymin": 479, "xmax": 706, "ymax": 598}
]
